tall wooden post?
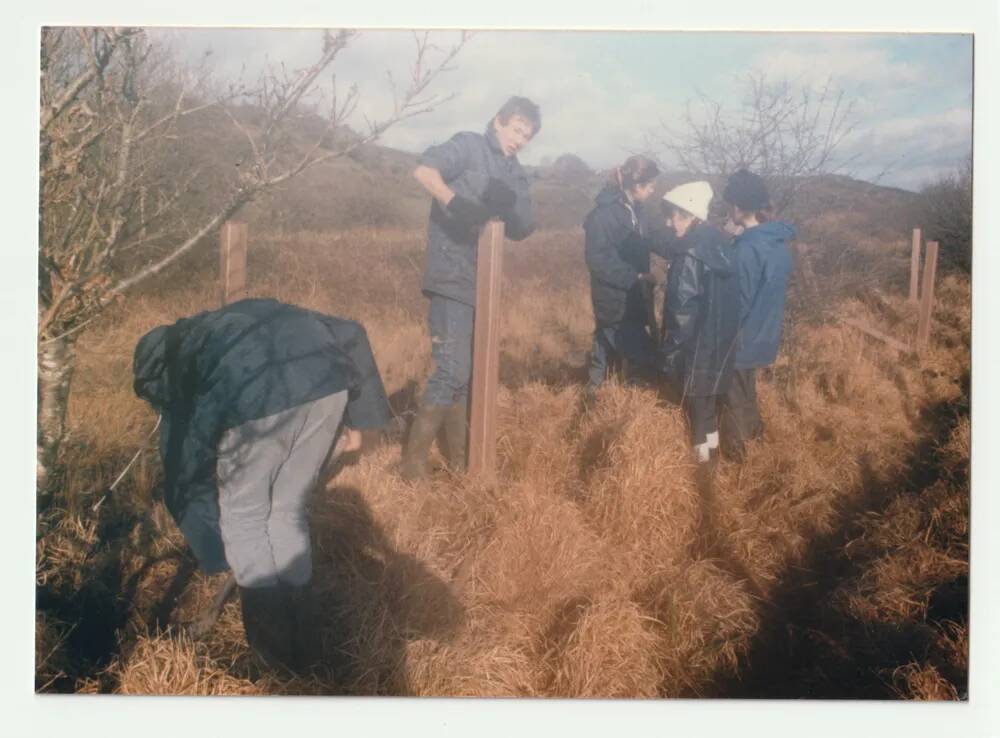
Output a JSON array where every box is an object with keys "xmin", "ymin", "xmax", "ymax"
[
  {"xmin": 909, "ymin": 228, "xmax": 922, "ymax": 303},
  {"xmin": 468, "ymin": 220, "xmax": 505, "ymax": 481},
  {"xmin": 220, "ymin": 221, "xmax": 248, "ymax": 305},
  {"xmin": 916, "ymin": 240, "xmax": 939, "ymax": 353}
]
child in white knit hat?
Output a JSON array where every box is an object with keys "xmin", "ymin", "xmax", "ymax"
[{"xmin": 660, "ymin": 181, "xmax": 742, "ymax": 468}]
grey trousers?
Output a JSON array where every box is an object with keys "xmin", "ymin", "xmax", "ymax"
[{"xmin": 217, "ymin": 391, "xmax": 347, "ymax": 588}]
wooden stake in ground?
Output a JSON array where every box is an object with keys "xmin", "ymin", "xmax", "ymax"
[
  {"xmin": 220, "ymin": 222, "xmax": 248, "ymax": 305},
  {"xmin": 469, "ymin": 220, "xmax": 505, "ymax": 481},
  {"xmin": 841, "ymin": 317, "xmax": 912, "ymax": 354},
  {"xmin": 916, "ymin": 240, "xmax": 940, "ymax": 353},
  {"xmin": 909, "ymin": 228, "xmax": 922, "ymax": 304}
]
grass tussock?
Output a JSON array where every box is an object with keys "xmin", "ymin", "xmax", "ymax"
[{"xmin": 37, "ymin": 214, "xmax": 969, "ymax": 698}]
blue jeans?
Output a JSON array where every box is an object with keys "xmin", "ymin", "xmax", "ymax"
[
  {"xmin": 423, "ymin": 294, "xmax": 475, "ymax": 406},
  {"xmin": 588, "ymin": 319, "xmax": 660, "ymax": 392}
]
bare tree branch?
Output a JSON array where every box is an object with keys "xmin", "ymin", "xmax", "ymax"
[
  {"xmin": 653, "ymin": 71, "xmax": 859, "ymax": 214},
  {"xmin": 40, "ymin": 27, "xmax": 137, "ymax": 131},
  {"xmin": 38, "ymin": 26, "xmax": 468, "ymax": 490}
]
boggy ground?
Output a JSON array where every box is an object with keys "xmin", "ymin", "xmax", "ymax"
[{"xmin": 35, "ymin": 219, "xmax": 970, "ymax": 698}]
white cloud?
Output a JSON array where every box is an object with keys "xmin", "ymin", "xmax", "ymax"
[
  {"xmin": 149, "ymin": 28, "xmax": 971, "ymax": 188},
  {"xmin": 749, "ymin": 41, "xmax": 923, "ymax": 91},
  {"xmin": 842, "ymin": 107, "xmax": 972, "ymax": 189},
  {"xmin": 858, "ymin": 107, "xmax": 972, "ymax": 141},
  {"xmin": 152, "ymin": 28, "xmax": 687, "ymax": 170},
  {"xmin": 312, "ymin": 30, "xmax": 685, "ymax": 170}
]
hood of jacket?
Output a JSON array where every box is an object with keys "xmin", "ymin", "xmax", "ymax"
[
  {"xmin": 594, "ymin": 184, "xmax": 642, "ymax": 228},
  {"xmin": 680, "ymin": 222, "xmax": 734, "ymax": 276},
  {"xmin": 485, "ymin": 120, "xmax": 502, "ymax": 154},
  {"xmin": 743, "ymin": 220, "xmax": 797, "ymax": 245},
  {"xmin": 133, "ymin": 324, "xmax": 171, "ymax": 410},
  {"xmin": 595, "ymin": 183, "xmax": 627, "ymax": 207}
]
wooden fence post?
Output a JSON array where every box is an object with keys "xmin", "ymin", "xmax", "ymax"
[
  {"xmin": 468, "ymin": 220, "xmax": 505, "ymax": 481},
  {"xmin": 916, "ymin": 240, "xmax": 939, "ymax": 353},
  {"xmin": 909, "ymin": 228, "xmax": 922, "ymax": 304},
  {"xmin": 219, "ymin": 221, "xmax": 248, "ymax": 305}
]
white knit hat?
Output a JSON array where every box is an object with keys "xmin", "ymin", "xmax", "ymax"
[{"xmin": 663, "ymin": 181, "xmax": 713, "ymax": 222}]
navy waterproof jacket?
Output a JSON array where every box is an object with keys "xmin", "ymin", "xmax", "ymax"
[
  {"xmin": 661, "ymin": 222, "xmax": 741, "ymax": 397},
  {"xmin": 132, "ymin": 298, "xmax": 392, "ymax": 573},
  {"xmin": 418, "ymin": 123, "xmax": 535, "ymax": 306},
  {"xmin": 734, "ymin": 221, "xmax": 797, "ymax": 369},
  {"xmin": 584, "ymin": 185, "xmax": 674, "ymax": 327}
]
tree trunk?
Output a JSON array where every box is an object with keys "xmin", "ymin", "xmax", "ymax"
[{"xmin": 37, "ymin": 334, "xmax": 76, "ymax": 508}]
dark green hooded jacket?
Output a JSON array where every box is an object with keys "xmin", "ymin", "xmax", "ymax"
[{"xmin": 132, "ymin": 298, "xmax": 391, "ymax": 572}]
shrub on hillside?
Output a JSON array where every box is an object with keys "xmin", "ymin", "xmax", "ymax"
[{"xmin": 920, "ymin": 159, "xmax": 972, "ymax": 273}]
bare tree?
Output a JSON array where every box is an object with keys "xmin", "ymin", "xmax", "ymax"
[
  {"xmin": 37, "ymin": 27, "xmax": 468, "ymax": 503},
  {"xmin": 654, "ymin": 72, "xmax": 859, "ymax": 214}
]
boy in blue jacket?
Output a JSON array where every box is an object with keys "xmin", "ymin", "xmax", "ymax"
[{"xmin": 719, "ymin": 170, "xmax": 797, "ymax": 459}]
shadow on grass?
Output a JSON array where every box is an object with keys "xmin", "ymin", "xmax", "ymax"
[
  {"xmin": 710, "ymin": 377, "xmax": 969, "ymax": 699},
  {"xmin": 307, "ymin": 486, "xmax": 464, "ymax": 694}
]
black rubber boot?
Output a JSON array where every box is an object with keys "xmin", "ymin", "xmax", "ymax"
[
  {"xmin": 443, "ymin": 401, "xmax": 468, "ymax": 473},
  {"xmin": 288, "ymin": 584, "xmax": 322, "ymax": 674},
  {"xmin": 239, "ymin": 585, "xmax": 296, "ymax": 673},
  {"xmin": 400, "ymin": 403, "xmax": 448, "ymax": 481}
]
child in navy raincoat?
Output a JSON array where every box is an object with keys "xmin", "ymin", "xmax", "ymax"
[
  {"xmin": 584, "ymin": 155, "xmax": 672, "ymax": 396},
  {"xmin": 660, "ymin": 181, "xmax": 741, "ymax": 465}
]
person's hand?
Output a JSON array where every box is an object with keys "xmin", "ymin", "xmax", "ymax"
[
  {"xmin": 723, "ymin": 218, "xmax": 745, "ymax": 237},
  {"xmin": 446, "ymin": 195, "xmax": 491, "ymax": 228},
  {"xmin": 637, "ymin": 272, "xmax": 658, "ymax": 285},
  {"xmin": 482, "ymin": 178, "xmax": 516, "ymax": 216},
  {"xmin": 660, "ymin": 348, "xmax": 683, "ymax": 378},
  {"xmin": 335, "ymin": 427, "xmax": 363, "ymax": 456}
]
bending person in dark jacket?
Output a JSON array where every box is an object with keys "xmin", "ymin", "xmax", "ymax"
[
  {"xmin": 719, "ymin": 170, "xmax": 797, "ymax": 459},
  {"xmin": 660, "ymin": 181, "xmax": 741, "ymax": 465},
  {"xmin": 401, "ymin": 96, "xmax": 541, "ymax": 481},
  {"xmin": 132, "ymin": 298, "xmax": 391, "ymax": 673},
  {"xmin": 584, "ymin": 155, "xmax": 668, "ymax": 396}
]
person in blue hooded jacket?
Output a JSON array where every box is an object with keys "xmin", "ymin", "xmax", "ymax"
[
  {"xmin": 659, "ymin": 181, "xmax": 741, "ymax": 466},
  {"xmin": 401, "ymin": 96, "xmax": 541, "ymax": 481},
  {"xmin": 719, "ymin": 170, "xmax": 797, "ymax": 458},
  {"xmin": 132, "ymin": 298, "xmax": 391, "ymax": 673},
  {"xmin": 584, "ymin": 155, "xmax": 672, "ymax": 397}
]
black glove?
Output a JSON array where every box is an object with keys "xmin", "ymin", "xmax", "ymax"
[
  {"xmin": 446, "ymin": 195, "xmax": 491, "ymax": 228},
  {"xmin": 660, "ymin": 347, "xmax": 684, "ymax": 379},
  {"xmin": 482, "ymin": 178, "xmax": 516, "ymax": 216}
]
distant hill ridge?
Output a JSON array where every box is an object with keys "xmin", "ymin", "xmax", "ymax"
[{"xmin": 175, "ymin": 106, "xmax": 917, "ymax": 233}]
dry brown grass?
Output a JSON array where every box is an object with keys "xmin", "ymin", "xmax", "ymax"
[{"xmin": 36, "ymin": 212, "xmax": 970, "ymax": 698}]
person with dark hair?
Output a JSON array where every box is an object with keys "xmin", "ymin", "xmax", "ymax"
[
  {"xmin": 583, "ymin": 154, "xmax": 671, "ymax": 396},
  {"xmin": 401, "ymin": 97, "xmax": 541, "ymax": 481},
  {"xmin": 659, "ymin": 181, "xmax": 741, "ymax": 467},
  {"xmin": 719, "ymin": 169, "xmax": 797, "ymax": 458},
  {"xmin": 132, "ymin": 298, "xmax": 391, "ymax": 673}
]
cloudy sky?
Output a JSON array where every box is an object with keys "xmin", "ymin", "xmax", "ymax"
[{"xmin": 154, "ymin": 28, "xmax": 972, "ymax": 192}]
